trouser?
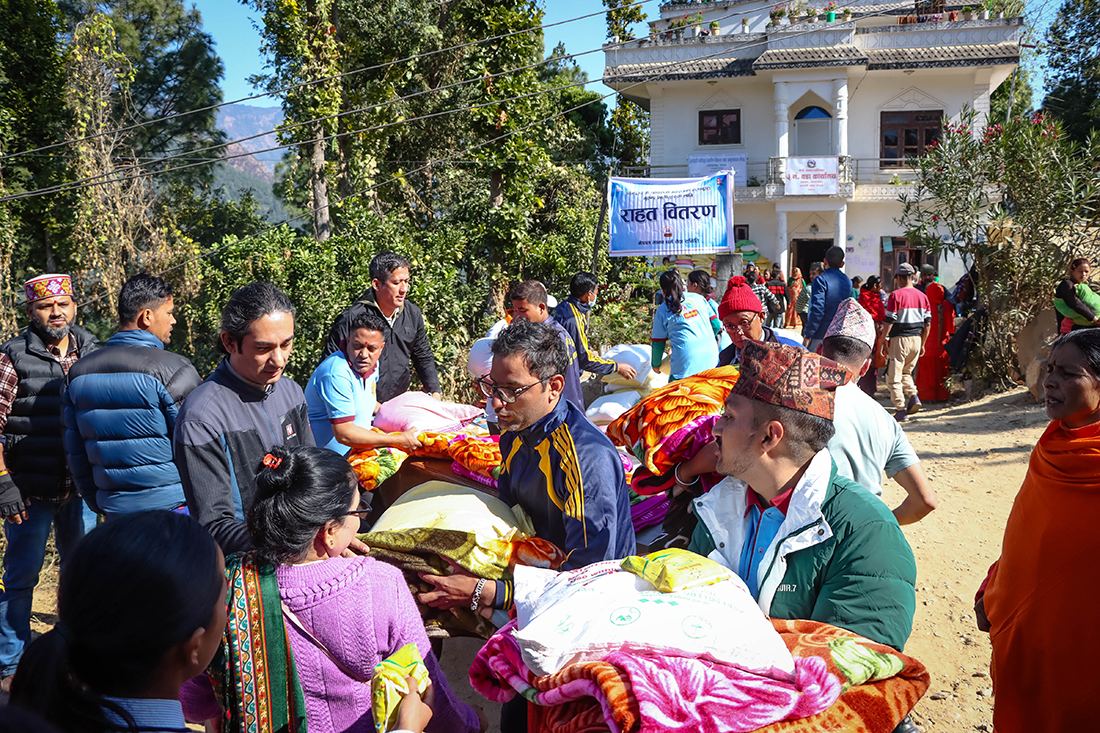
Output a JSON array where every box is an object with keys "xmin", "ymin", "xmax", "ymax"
[
  {"xmin": 766, "ymin": 311, "xmax": 785, "ymax": 329},
  {"xmin": 887, "ymin": 335, "xmax": 923, "ymax": 410},
  {"xmin": 0, "ymin": 494, "xmax": 97, "ymax": 676}
]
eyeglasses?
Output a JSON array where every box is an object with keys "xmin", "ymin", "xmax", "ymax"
[
  {"xmin": 476, "ymin": 375, "xmax": 553, "ymax": 404},
  {"xmin": 723, "ymin": 312, "xmax": 759, "ymax": 334},
  {"xmin": 343, "ymin": 508, "xmax": 372, "ymax": 519}
]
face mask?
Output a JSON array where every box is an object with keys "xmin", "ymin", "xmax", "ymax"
[{"xmin": 589, "ymin": 294, "xmax": 597, "ymax": 306}]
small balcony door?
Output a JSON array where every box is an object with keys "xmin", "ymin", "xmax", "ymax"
[{"xmin": 793, "ymin": 106, "xmax": 832, "ymax": 156}]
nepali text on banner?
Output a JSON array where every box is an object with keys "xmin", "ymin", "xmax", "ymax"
[
  {"xmin": 608, "ymin": 173, "xmax": 733, "ymax": 257},
  {"xmin": 784, "ymin": 157, "xmax": 839, "ymax": 196}
]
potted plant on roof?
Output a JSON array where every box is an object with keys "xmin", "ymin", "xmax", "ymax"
[
  {"xmin": 711, "ymin": 19, "xmax": 722, "ymax": 35},
  {"xmin": 824, "ymin": 1, "xmax": 838, "ymax": 21},
  {"xmin": 841, "ymin": 6, "xmax": 852, "ymax": 20},
  {"xmin": 740, "ymin": 17, "xmax": 749, "ymax": 31},
  {"xmin": 979, "ymin": 0, "xmax": 991, "ymax": 19},
  {"xmin": 961, "ymin": 5, "xmax": 976, "ymax": 20},
  {"xmin": 993, "ymin": 0, "xmax": 1006, "ymax": 18},
  {"xmin": 769, "ymin": 5, "xmax": 787, "ymax": 25}
]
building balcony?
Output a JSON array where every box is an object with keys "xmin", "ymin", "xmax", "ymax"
[{"xmin": 620, "ymin": 158, "xmax": 921, "ymax": 203}]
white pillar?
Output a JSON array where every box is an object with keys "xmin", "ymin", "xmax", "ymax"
[
  {"xmin": 833, "ymin": 78, "xmax": 849, "ymax": 157},
  {"xmin": 835, "ymin": 205, "xmax": 847, "ymax": 273},
  {"xmin": 775, "ymin": 82, "xmax": 789, "ymax": 159},
  {"xmin": 777, "ymin": 209, "xmax": 788, "ymax": 275}
]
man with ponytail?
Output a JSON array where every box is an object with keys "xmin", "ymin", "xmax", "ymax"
[{"xmin": 173, "ymin": 283, "xmax": 315, "ymax": 554}]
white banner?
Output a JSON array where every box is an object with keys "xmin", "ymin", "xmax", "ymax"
[
  {"xmin": 688, "ymin": 153, "xmax": 747, "ymax": 184},
  {"xmin": 608, "ymin": 173, "xmax": 734, "ymax": 257},
  {"xmin": 784, "ymin": 157, "xmax": 839, "ymax": 195}
]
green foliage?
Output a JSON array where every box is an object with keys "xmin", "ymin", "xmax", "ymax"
[
  {"xmin": 0, "ymin": 0, "xmax": 73, "ymax": 284},
  {"xmin": 61, "ymin": 0, "xmax": 227, "ymax": 187},
  {"xmin": 1042, "ymin": 0, "xmax": 1100, "ymax": 143},
  {"xmin": 896, "ymin": 107, "xmax": 1100, "ymax": 383}
]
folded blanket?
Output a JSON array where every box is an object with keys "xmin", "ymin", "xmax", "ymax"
[
  {"xmin": 411, "ymin": 432, "xmax": 503, "ymax": 479},
  {"xmin": 471, "ymin": 620, "xmax": 839, "ymax": 733},
  {"xmin": 472, "ymin": 619, "xmax": 928, "ymax": 733},
  {"xmin": 630, "ymin": 494, "xmax": 669, "ymax": 532},
  {"xmin": 348, "ymin": 444, "xmax": 409, "ymax": 491},
  {"xmin": 607, "ymin": 367, "xmax": 739, "ymax": 475}
]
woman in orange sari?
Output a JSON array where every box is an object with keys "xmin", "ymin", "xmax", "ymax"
[
  {"xmin": 784, "ymin": 268, "xmax": 803, "ymax": 329},
  {"xmin": 976, "ymin": 329, "xmax": 1100, "ymax": 732}
]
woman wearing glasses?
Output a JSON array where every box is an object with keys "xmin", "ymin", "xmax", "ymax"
[
  {"xmin": 716, "ymin": 276, "xmax": 803, "ymax": 367},
  {"xmin": 184, "ymin": 445, "xmax": 482, "ymax": 733}
]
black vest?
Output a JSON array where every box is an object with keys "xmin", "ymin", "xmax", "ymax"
[{"xmin": 0, "ymin": 325, "xmax": 98, "ymax": 500}]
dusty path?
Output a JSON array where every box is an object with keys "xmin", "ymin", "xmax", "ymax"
[{"xmin": 12, "ymin": 387, "xmax": 1045, "ymax": 733}]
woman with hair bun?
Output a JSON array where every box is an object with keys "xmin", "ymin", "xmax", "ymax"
[
  {"xmin": 652, "ymin": 270, "xmax": 722, "ymax": 380},
  {"xmin": 9, "ymin": 511, "xmax": 226, "ymax": 733},
  {"xmin": 189, "ymin": 444, "xmax": 481, "ymax": 733}
]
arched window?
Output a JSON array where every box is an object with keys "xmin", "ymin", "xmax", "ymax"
[{"xmin": 795, "ymin": 106, "xmax": 832, "ymax": 120}]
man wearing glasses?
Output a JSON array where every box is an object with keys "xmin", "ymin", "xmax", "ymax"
[
  {"xmin": 716, "ymin": 276, "xmax": 802, "ymax": 367},
  {"xmin": 418, "ymin": 320, "xmax": 635, "ymax": 612}
]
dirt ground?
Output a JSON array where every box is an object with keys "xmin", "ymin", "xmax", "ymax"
[{"xmin": 13, "ymin": 386, "xmax": 1046, "ymax": 733}]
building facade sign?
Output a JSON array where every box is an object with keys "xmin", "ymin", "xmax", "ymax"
[
  {"xmin": 785, "ymin": 157, "xmax": 839, "ymax": 196},
  {"xmin": 608, "ymin": 173, "xmax": 733, "ymax": 257},
  {"xmin": 688, "ymin": 153, "xmax": 748, "ymax": 184}
]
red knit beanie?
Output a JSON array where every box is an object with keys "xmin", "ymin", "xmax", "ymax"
[{"xmin": 718, "ymin": 276, "xmax": 763, "ymax": 320}]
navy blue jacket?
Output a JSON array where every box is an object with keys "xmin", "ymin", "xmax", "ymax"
[
  {"xmin": 804, "ymin": 268, "xmax": 854, "ymax": 341},
  {"xmin": 62, "ymin": 329, "xmax": 202, "ymax": 514},
  {"xmin": 497, "ymin": 398, "xmax": 635, "ymax": 570},
  {"xmin": 545, "ymin": 315, "xmax": 585, "ymax": 410},
  {"xmin": 554, "ymin": 297, "xmax": 617, "ymax": 377}
]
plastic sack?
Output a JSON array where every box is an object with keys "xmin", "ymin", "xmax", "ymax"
[
  {"xmin": 620, "ymin": 548, "xmax": 731, "ymax": 593},
  {"xmin": 600, "ymin": 345, "xmax": 663, "ymax": 388},
  {"xmin": 511, "ymin": 561, "xmax": 795, "ymax": 678},
  {"xmin": 585, "ymin": 391, "xmax": 640, "ymax": 425},
  {"xmin": 371, "ymin": 643, "xmax": 430, "ymax": 733},
  {"xmin": 374, "ymin": 392, "xmax": 482, "ymax": 434}
]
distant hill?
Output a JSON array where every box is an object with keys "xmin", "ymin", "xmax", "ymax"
[
  {"xmin": 211, "ymin": 163, "xmax": 293, "ymax": 225},
  {"xmin": 216, "ymin": 104, "xmax": 284, "ymax": 175}
]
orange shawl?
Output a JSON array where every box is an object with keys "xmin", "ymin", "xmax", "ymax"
[{"xmin": 984, "ymin": 419, "xmax": 1100, "ymax": 732}]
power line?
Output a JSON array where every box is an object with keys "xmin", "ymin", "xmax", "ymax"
[
  {"xmin": 0, "ymin": 0, "xmax": 658, "ymax": 164},
  {"xmin": 69, "ymin": 0, "xmax": 899, "ymax": 309}
]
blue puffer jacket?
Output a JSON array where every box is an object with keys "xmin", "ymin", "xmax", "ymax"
[{"xmin": 62, "ymin": 329, "xmax": 202, "ymax": 514}]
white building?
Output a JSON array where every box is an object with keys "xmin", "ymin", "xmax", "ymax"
[{"xmin": 603, "ymin": 1, "xmax": 1021, "ymax": 285}]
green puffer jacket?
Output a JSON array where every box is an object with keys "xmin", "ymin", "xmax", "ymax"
[{"xmin": 688, "ymin": 451, "xmax": 916, "ymax": 651}]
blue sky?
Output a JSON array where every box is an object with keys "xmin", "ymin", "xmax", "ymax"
[
  {"xmin": 189, "ymin": 0, "xmax": 647, "ymax": 107},
  {"xmin": 191, "ymin": 0, "xmax": 1049, "ymax": 111}
]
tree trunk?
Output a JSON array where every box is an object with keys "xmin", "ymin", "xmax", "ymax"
[
  {"xmin": 490, "ymin": 169, "xmax": 504, "ymax": 208},
  {"xmin": 310, "ymin": 121, "xmax": 331, "ymax": 242}
]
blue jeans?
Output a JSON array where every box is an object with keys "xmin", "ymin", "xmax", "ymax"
[{"xmin": 0, "ymin": 495, "xmax": 97, "ymax": 676}]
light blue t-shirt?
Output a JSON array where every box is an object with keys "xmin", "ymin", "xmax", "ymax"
[
  {"xmin": 829, "ymin": 382, "xmax": 919, "ymax": 496},
  {"xmin": 652, "ymin": 292, "xmax": 721, "ymax": 380},
  {"xmin": 704, "ymin": 296, "xmax": 732, "ymax": 350},
  {"xmin": 304, "ymin": 351, "xmax": 379, "ymax": 456}
]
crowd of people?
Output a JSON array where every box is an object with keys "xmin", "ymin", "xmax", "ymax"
[{"xmin": 0, "ymin": 249, "xmax": 1090, "ymax": 733}]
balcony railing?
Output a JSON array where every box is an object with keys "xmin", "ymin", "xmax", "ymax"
[{"xmin": 621, "ymin": 158, "xmax": 919, "ymax": 187}]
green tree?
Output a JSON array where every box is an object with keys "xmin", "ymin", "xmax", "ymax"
[
  {"xmin": 897, "ymin": 108, "xmax": 1100, "ymax": 384},
  {"xmin": 0, "ymin": 0, "xmax": 72, "ymax": 289},
  {"xmin": 246, "ymin": 0, "xmax": 341, "ymax": 240},
  {"xmin": 1042, "ymin": 0, "xmax": 1100, "ymax": 142},
  {"xmin": 61, "ymin": 0, "xmax": 227, "ymax": 187},
  {"xmin": 603, "ymin": 0, "xmax": 650, "ymax": 170}
]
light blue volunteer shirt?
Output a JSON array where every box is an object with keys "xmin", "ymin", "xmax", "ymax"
[
  {"xmin": 652, "ymin": 292, "xmax": 721, "ymax": 380},
  {"xmin": 304, "ymin": 351, "xmax": 379, "ymax": 456},
  {"xmin": 829, "ymin": 382, "xmax": 919, "ymax": 496}
]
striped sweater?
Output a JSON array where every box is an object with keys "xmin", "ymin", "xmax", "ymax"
[{"xmin": 884, "ymin": 286, "xmax": 931, "ymax": 337}]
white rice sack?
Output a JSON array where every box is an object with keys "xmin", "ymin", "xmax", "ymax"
[
  {"xmin": 585, "ymin": 391, "xmax": 641, "ymax": 425},
  {"xmin": 511, "ymin": 562, "xmax": 796, "ymax": 678},
  {"xmin": 601, "ymin": 345, "xmax": 658, "ymax": 387}
]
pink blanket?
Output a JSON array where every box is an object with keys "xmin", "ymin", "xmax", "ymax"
[{"xmin": 470, "ymin": 621, "xmax": 840, "ymax": 732}]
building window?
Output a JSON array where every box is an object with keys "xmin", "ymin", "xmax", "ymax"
[
  {"xmin": 880, "ymin": 110, "xmax": 943, "ymax": 167},
  {"xmin": 734, "ymin": 225, "xmax": 750, "ymax": 242},
  {"xmin": 699, "ymin": 109, "xmax": 741, "ymax": 145}
]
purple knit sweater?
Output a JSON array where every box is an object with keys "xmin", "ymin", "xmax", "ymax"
[{"xmin": 275, "ymin": 556, "xmax": 479, "ymax": 733}]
